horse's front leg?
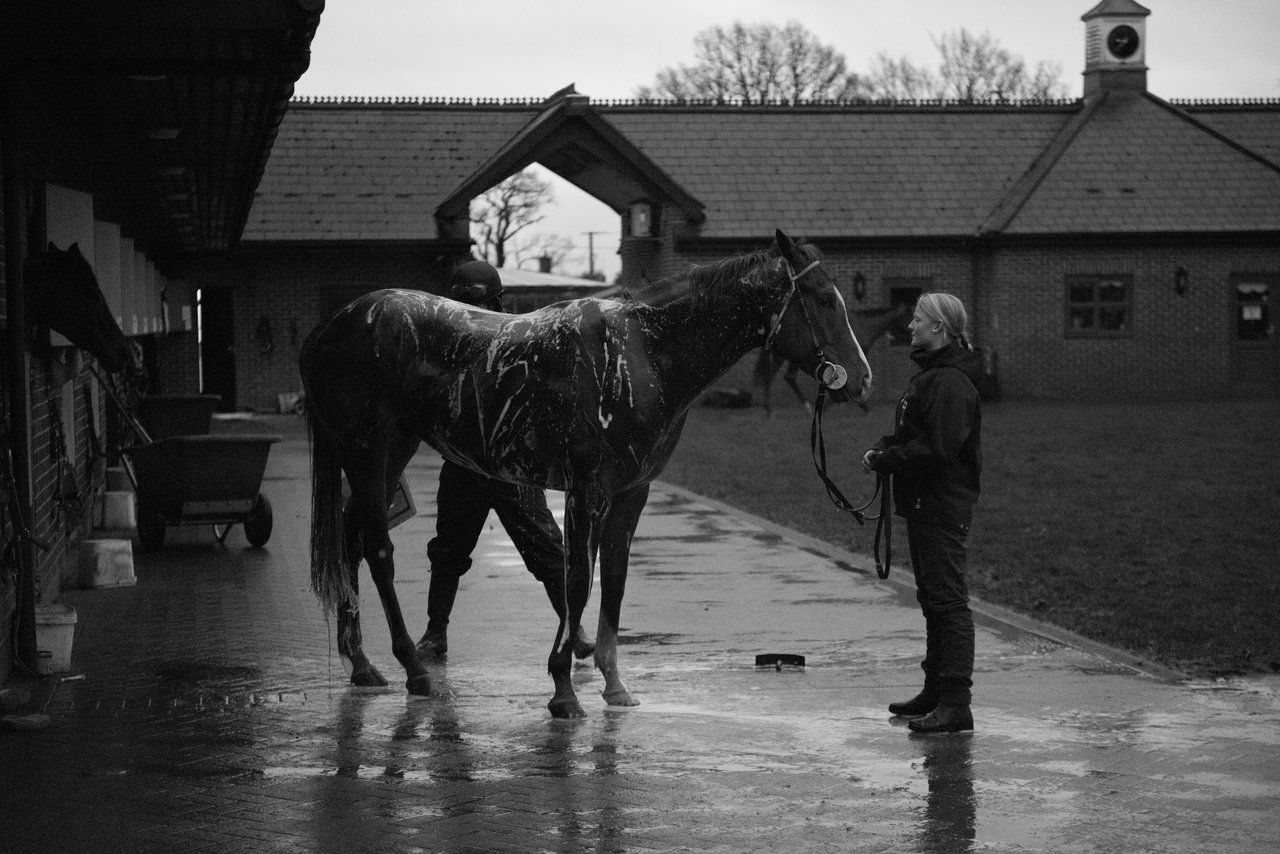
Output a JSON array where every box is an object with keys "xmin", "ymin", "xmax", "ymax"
[
  {"xmin": 547, "ymin": 487, "xmax": 605, "ymax": 719},
  {"xmin": 595, "ymin": 484, "xmax": 649, "ymax": 708}
]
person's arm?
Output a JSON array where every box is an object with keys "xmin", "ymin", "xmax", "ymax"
[{"xmin": 871, "ymin": 375, "xmax": 972, "ymax": 475}]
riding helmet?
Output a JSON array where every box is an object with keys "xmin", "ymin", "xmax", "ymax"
[{"xmin": 448, "ymin": 259, "xmax": 504, "ymax": 308}]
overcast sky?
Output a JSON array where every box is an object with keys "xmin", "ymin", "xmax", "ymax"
[{"xmin": 293, "ymin": 0, "xmax": 1280, "ymax": 280}]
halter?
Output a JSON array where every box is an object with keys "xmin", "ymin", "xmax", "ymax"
[{"xmin": 762, "ymin": 258, "xmax": 848, "ymax": 391}]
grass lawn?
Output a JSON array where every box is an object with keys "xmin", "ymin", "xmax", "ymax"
[{"xmin": 657, "ymin": 394, "xmax": 1280, "ymax": 678}]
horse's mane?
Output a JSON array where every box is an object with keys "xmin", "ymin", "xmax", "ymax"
[{"xmin": 615, "ymin": 242, "xmax": 801, "ymax": 307}]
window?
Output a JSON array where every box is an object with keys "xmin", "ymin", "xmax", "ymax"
[
  {"xmin": 886, "ymin": 279, "xmax": 928, "ymax": 345},
  {"xmin": 1065, "ymin": 274, "xmax": 1131, "ymax": 337}
]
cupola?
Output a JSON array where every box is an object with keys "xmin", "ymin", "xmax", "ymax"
[{"xmin": 1081, "ymin": 0, "xmax": 1151, "ymax": 97}]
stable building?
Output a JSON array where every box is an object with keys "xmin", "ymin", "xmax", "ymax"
[
  {"xmin": 0, "ymin": 1, "xmax": 321, "ymax": 680},
  {"xmin": 218, "ymin": 0, "xmax": 1279, "ymax": 412}
]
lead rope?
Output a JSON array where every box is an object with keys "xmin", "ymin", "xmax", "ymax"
[{"xmin": 809, "ymin": 386, "xmax": 892, "ymax": 579}]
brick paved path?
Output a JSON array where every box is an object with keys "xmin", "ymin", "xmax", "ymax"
[{"xmin": 2, "ymin": 415, "xmax": 1277, "ymax": 853}]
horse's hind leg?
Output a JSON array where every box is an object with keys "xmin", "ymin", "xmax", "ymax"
[
  {"xmin": 594, "ymin": 484, "xmax": 649, "ymax": 708},
  {"xmin": 336, "ymin": 508, "xmax": 388, "ymax": 687},
  {"xmin": 347, "ymin": 436, "xmax": 431, "ymax": 696},
  {"xmin": 335, "ymin": 431, "xmax": 418, "ymax": 688}
]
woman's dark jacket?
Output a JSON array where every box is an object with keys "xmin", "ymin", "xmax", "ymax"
[{"xmin": 871, "ymin": 342, "xmax": 983, "ymax": 530}]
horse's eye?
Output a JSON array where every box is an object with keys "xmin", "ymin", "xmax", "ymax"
[{"xmin": 817, "ymin": 295, "xmax": 833, "ymax": 308}]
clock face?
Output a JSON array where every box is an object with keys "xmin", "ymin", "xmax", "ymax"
[{"xmin": 1106, "ymin": 24, "xmax": 1140, "ymax": 59}]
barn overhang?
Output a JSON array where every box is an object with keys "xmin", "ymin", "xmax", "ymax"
[{"xmin": 1, "ymin": 0, "xmax": 324, "ymax": 262}]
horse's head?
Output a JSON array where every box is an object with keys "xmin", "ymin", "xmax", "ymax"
[
  {"xmin": 26, "ymin": 242, "xmax": 136, "ymax": 374},
  {"xmin": 766, "ymin": 229, "xmax": 872, "ymax": 404}
]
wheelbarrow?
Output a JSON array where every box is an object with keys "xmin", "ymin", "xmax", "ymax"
[
  {"xmin": 123, "ymin": 434, "xmax": 281, "ymax": 550},
  {"xmin": 137, "ymin": 394, "xmax": 222, "ymax": 440}
]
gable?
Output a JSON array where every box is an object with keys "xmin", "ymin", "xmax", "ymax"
[{"xmin": 1005, "ymin": 92, "xmax": 1280, "ymax": 235}]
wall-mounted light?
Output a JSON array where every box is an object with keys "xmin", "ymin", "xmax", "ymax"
[
  {"xmin": 852, "ymin": 271, "xmax": 867, "ymax": 301},
  {"xmin": 1174, "ymin": 266, "xmax": 1189, "ymax": 296}
]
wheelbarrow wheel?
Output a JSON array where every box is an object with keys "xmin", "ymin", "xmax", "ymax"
[
  {"xmin": 137, "ymin": 501, "xmax": 166, "ymax": 550},
  {"xmin": 244, "ymin": 493, "xmax": 273, "ymax": 547}
]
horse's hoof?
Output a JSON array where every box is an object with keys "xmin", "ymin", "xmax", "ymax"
[
  {"xmin": 548, "ymin": 697, "xmax": 587, "ymax": 719},
  {"xmin": 350, "ymin": 666, "xmax": 389, "ymax": 687},
  {"xmin": 602, "ymin": 690, "xmax": 639, "ymax": 708},
  {"xmin": 406, "ymin": 674, "xmax": 431, "ymax": 696}
]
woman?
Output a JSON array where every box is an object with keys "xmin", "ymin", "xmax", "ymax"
[{"xmin": 863, "ymin": 293, "xmax": 982, "ymax": 734}]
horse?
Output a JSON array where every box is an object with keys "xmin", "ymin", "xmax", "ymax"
[
  {"xmin": 753, "ymin": 303, "xmax": 911, "ymax": 414},
  {"xmin": 25, "ymin": 242, "xmax": 135, "ymax": 374},
  {"xmin": 299, "ymin": 229, "xmax": 872, "ymax": 718}
]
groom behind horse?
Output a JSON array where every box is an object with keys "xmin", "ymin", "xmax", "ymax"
[{"xmin": 417, "ymin": 259, "xmax": 594, "ymax": 661}]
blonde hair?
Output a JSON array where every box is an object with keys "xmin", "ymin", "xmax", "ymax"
[{"xmin": 917, "ymin": 292, "xmax": 973, "ymax": 351}]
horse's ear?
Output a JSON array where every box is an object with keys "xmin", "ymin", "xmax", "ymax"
[
  {"xmin": 774, "ymin": 229, "xmax": 800, "ymax": 267},
  {"xmin": 67, "ymin": 243, "xmax": 80, "ymax": 257},
  {"xmin": 48, "ymin": 241, "xmax": 58, "ymax": 254}
]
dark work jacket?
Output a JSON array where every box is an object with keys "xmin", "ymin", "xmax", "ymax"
[{"xmin": 871, "ymin": 342, "xmax": 983, "ymax": 529}]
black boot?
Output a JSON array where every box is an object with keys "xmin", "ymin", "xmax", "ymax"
[
  {"xmin": 417, "ymin": 570, "xmax": 460, "ymax": 659},
  {"xmin": 907, "ymin": 703, "xmax": 973, "ymax": 734},
  {"xmin": 889, "ymin": 691, "xmax": 939, "ymax": 717}
]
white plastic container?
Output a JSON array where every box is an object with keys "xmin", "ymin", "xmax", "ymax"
[{"xmin": 34, "ymin": 604, "xmax": 77, "ymax": 674}]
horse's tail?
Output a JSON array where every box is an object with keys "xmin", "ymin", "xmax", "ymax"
[{"xmin": 305, "ymin": 400, "xmax": 353, "ymax": 615}]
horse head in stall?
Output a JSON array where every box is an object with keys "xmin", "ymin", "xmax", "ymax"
[
  {"xmin": 300, "ymin": 228, "xmax": 871, "ymax": 718},
  {"xmin": 25, "ymin": 242, "xmax": 136, "ymax": 375}
]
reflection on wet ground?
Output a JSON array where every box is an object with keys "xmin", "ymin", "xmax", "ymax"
[{"xmin": 2, "ymin": 432, "xmax": 1278, "ymax": 853}]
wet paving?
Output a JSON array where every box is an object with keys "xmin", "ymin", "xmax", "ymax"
[{"xmin": 2, "ymin": 415, "xmax": 1278, "ymax": 853}]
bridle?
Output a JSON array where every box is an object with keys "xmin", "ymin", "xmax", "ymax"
[
  {"xmin": 762, "ymin": 258, "xmax": 848, "ymax": 392},
  {"xmin": 764, "ymin": 255, "xmax": 892, "ymax": 579}
]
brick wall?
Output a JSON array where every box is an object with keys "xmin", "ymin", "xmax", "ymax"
[
  {"xmin": 986, "ymin": 241, "xmax": 1280, "ymax": 399},
  {"xmin": 190, "ymin": 245, "xmax": 451, "ymax": 412}
]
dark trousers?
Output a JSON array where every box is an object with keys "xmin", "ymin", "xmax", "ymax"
[
  {"xmin": 427, "ymin": 460, "xmax": 564, "ymax": 581},
  {"xmin": 425, "ymin": 461, "xmax": 565, "ymax": 629},
  {"xmin": 905, "ymin": 519, "xmax": 974, "ymax": 706}
]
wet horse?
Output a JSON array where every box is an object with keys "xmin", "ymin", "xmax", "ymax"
[
  {"xmin": 300, "ymin": 229, "xmax": 872, "ymax": 718},
  {"xmin": 753, "ymin": 303, "xmax": 911, "ymax": 414},
  {"xmin": 25, "ymin": 242, "xmax": 135, "ymax": 374}
]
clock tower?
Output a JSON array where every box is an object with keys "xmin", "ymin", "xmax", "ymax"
[{"xmin": 1082, "ymin": 0, "xmax": 1151, "ymax": 97}]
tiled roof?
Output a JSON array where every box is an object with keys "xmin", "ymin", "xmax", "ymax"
[
  {"xmin": 1004, "ymin": 92, "xmax": 1280, "ymax": 234},
  {"xmin": 601, "ymin": 105, "xmax": 1075, "ymax": 238},
  {"xmin": 243, "ymin": 102, "xmax": 539, "ymax": 242},
  {"xmin": 1183, "ymin": 103, "xmax": 1280, "ymax": 167},
  {"xmin": 245, "ymin": 94, "xmax": 1280, "ymax": 244}
]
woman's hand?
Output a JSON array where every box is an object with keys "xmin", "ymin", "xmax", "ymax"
[{"xmin": 861, "ymin": 450, "xmax": 880, "ymax": 473}]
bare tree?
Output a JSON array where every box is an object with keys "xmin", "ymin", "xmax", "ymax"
[
  {"xmin": 471, "ymin": 170, "xmax": 554, "ymax": 269},
  {"xmin": 510, "ymin": 233, "xmax": 576, "ymax": 273},
  {"xmin": 636, "ymin": 20, "xmax": 869, "ymax": 102},
  {"xmin": 865, "ymin": 28, "xmax": 1069, "ymax": 102},
  {"xmin": 866, "ymin": 52, "xmax": 938, "ymax": 100}
]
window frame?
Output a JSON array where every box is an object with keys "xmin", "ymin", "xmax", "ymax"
[{"xmin": 1064, "ymin": 273, "xmax": 1134, "ymax": 339}]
